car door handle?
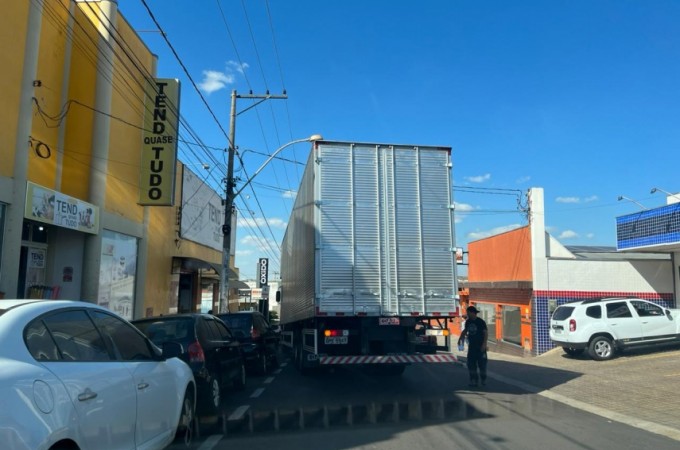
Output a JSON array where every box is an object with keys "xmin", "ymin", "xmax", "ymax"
[
  {"xmin": 78, "ymin": 389, "xmax": 98, "ymax": 402},
  {"xmin": 137, "ymin": 382, "xmax": 150, "ymax": 390}
]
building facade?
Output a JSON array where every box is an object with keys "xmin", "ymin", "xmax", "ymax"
[
  {"xmin": 467, "ymin": 188, "xmax": 674, "ymax": 356},
  {"xmin": 0, "ymin": 0, "xmax": 242, "ymax": 317}
]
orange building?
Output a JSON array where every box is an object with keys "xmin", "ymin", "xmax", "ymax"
[{"xmin": 465, "ymin": 188, "xmax": 673, "ymax": 356}]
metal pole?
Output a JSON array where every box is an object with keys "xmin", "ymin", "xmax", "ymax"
[
  {"xmin": 219, "ymin": 90, "xmax": 237, "ymax": 313},
  {"xmin": 219, "ymin": 91, "xmax": 294, "ymax": 313}
]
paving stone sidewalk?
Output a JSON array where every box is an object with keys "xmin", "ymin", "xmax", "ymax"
[{"xmin": 481, "ymin": 343, "xmax": 680, "ymax": 434}]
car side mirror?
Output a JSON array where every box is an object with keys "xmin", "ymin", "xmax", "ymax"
[
  {"xmin": 666, "ymin": 309, "xmax": 673, "ymax": 321},
  {"xmin": 276, "ymin": 291, "xmax": 281, "ymax": 303},
  {"xmin": 162, "ymin": 341, "xmax": 183, "ymax": 359}
]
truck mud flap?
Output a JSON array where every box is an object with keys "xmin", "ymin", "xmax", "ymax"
[{"xmin": 319, "ymin": 354, "xmax": 458, "ymax": 365}]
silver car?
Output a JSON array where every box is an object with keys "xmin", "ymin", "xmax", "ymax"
[{"xmin": 0, "ymin": 299, "xmax": 196, "ymax": 450}]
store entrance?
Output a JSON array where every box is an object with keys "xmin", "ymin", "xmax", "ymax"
[
  {"xmin": 18, "ymin": 221, "xmax": 49, "ymax": 298},
  {"xmin": 178, "ymin": 273, "xmax": 195, "ymax": 313}
]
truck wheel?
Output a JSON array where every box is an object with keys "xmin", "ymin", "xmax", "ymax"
[{"xmin": 589, "ymin": 336, "xmax": 614, "ymax": 361}]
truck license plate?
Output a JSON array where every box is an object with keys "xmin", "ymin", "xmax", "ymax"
[
  {"xmin": 379, "ymin": 317, "xmax": 400, "ymax": 325},
  {"xmin": 325, "ymin": 336, "xmax": 348, "ymax": 345}
]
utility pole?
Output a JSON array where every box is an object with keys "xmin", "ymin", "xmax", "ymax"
[{"xmin": 219, "ymin": 90, "xmax": 287, "ymax": 313}]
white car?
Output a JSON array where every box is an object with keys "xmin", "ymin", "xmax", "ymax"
[
  {"xmin": 0, "ymin": 299, "xmax": 196, "ymax": 450},
  {"xmin": 550, "ymin": 297, "xmax": 680, "ymax": 361}
]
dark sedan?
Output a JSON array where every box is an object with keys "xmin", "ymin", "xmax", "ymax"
[
  {"xmin": 132, "ymin": 313, "xmax": 245, "ymax": 417},
  {"xmin": 216, "ymin": 311, "xmax": 279, "ymax": 375}
]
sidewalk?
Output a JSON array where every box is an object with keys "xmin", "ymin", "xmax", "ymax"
[{"xmin": 477, "ymin": 343, "xmax": 680, "ymax": 441}]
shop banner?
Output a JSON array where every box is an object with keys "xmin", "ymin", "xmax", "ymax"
[
  {"xmin": 25, "ymin": 182, "xmax": 98, "ymax": 234},
  {"xmin": 139, "ymin": 78, "xmax": 180, "ymax": 205}
]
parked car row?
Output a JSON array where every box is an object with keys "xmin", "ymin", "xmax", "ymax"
[{"xmin": 0, "ymin": 299, "xmax": 280, "ymax": 450}]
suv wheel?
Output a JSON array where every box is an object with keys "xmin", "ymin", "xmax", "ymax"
[{"xmin": 589, "ymin": 336, "xmax": 614, "ymax": 361}]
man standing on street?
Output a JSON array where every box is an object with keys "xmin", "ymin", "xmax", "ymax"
[{"xmin": 458, "ymin": 305, "xmax": 488, "ymax": 387}]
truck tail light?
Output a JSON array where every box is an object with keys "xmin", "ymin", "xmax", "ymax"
[
  {"xmin": 251, "ymin": 326, "xmax": 260, "ymax": 339},
  {"xmin": 569, "ymin": 319, "xmax": 576, "ymax": 332},
  {"xmin": 324, "ymin": 329, "xmax": 347, "ymax": 337},
  {"xmin": 188, "ymin": 340, "xmax": 205, "ymax": 363}
]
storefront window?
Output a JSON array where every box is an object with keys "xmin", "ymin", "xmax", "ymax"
[
  {"xmin": 474, "ymin": 303, "xmax": 496, "ymax": 342},
  {"xmin": 201, "ymin": 282, "xmax": 215, "ymax": 313},
  {"xmin": 502, "ymin": 305, "xmax": 522, "ymax": 346},
  {"xmin": 98, "ymin": 230, "xmax": 138, "ymax": 320}
]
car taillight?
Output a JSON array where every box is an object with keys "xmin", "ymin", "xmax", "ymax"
[
  {"xmin": 251, "ymin": 327, "xmax": 260, "ymax": 339},
  {"xmin": 569, "ymin": 319, "xmax": 576, "ymax": 332},
  {"xmin": 188, "ymin": 340, "xmax": 205, "ymax": 363}
]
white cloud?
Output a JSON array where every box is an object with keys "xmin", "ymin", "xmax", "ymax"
[
  {"xmin": 586, "ymin": 233, "xmax": 595, "ymax": 239},
  {"xmin": 198, "ymin": 70, "xmax": 234, "ymax": 94},
  {"xmin": 235, "ymin": 249, "xmax": 253, "ymax": 256},
  {"xmin": 197, "ymin": 61, "xmax": 249, "ymax": 94},
  {"xmin": 464, "ymin": 173, "xmax": 491, "ymax": 183},
  {"xmin": 238, "ymin": 217, "xmax": 287, "ymax": 229},
  {"xmin": 516, "ymin": 176, "xmax": 531, "ymax": 184},
  {"xmin": 282, "ymin": 190, "xmax": 296, "ymax": 199},
  {"xmin": 556, "ymin": 196, "xmax": 580, "ymax": 204},
  {"xmin": 558, "ymin": 230, "xmax": 579, "ymax": 239},
  {"xmin": 467, "ymin": 224, "xmax": 523, "ymax": 240},
  {"xmin": 454, "ymin": 202, "xmax": 475, "ymax": 212},
  {"xmin": 453, "ymin": 202, "xmax": 475, "ymax": 223},
  {"xmin": 555, "ymin": 195, "xmax": 598, "ymax": 204},
  {"xmin": 227, "ymin": 60, "xmax": 249, "ymax": 74},
  {"xmin": 239, "ymin": 234, "xmax": 278, "ymax": 252}
]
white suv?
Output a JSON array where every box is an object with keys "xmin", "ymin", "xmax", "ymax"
[{"xmin": 549, "ymin": 297, "xmax": 680, "ymax": 361}]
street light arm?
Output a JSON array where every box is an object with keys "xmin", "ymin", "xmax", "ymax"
[
  {"xmin": 233, "ymin": 135, "xmax": 322, "ymax": 198},
  {"xmin": 651, "ymin": 187, "xmax": 680, "ymax": 202}
]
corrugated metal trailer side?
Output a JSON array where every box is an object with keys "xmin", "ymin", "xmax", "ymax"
[
  {"xmin": 280, "ymin": 141, "xmax": 459, "ymax": 323},
  {"xmin": 316, "ymin": 141, "xmax": 458, "ymax": 317}
]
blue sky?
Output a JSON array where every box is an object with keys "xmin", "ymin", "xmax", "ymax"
[{"xmin": 121, "ymin": 1, "xmax": 680, "ymax": 279}]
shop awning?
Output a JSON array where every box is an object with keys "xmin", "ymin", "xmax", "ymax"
[{"xmin": 172, "ymin": 257, "xmax": 250, "ymax": 289}]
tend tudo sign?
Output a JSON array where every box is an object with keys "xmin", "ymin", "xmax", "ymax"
[
  {"xmin": 258, "ymin": 258, "xmax": 269, "ymax": 287},
  {"xmin": 139, "ymin": 78, "xmax": 180, "ymax": 205}
]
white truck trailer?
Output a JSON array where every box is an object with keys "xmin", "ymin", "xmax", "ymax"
[{"xmin": 277, "ymin": 140, "xmax": 459, "ymax": 374}]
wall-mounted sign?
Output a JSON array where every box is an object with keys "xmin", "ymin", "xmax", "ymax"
[
  {"xmin": 25, "ymin": 182, "xmax": 99, "ymax": 234},
  {"xmin": 258, "ymin": 258, "xmax": 269, "ymax": 287},
  {"xmin": 139, "ymin": 78, "xmax": 180, "ymax": 205},
  {"xmin": 180, "ymin": 167, "xmax": 224, "ymax": 251}
]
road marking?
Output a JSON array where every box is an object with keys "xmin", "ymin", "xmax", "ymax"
[
  {"xmin": 274, "ymin": 368, "xmax": 282, "ymax": 374},
  {"xmin": 663, "ymin": 372, "xmax": 680, "ymax": 377},
  {"xmin": 197, "ymin": 435, "xmax": 222, "ymax": 450},
  {"xmin": 488, "ymin": 371, "xmax": 680, "ymax": 442},
  {"xmin": 250, "ymin": 388, "xmax": 265, "ymax": 398},
  {"xmin": 281, "ymin": 362, "xmax": 288, "ymax": 367},
  {"xmin": 227, "ymin": 405, "xmax": 250, "ymax": 421},
  {"xmin": 264, "ymin": 376, "xmax": 275, "ymax": 384}
]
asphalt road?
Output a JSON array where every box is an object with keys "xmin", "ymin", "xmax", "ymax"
[{"xmin": 166, "ymin": 351, "xmax": 679, "ymax": 450}]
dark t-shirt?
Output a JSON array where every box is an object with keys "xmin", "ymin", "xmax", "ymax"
[{"xmin": 464, "ymin": 317, "xmax": 488, "ymax": 349}]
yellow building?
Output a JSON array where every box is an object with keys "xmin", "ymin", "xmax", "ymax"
[{"xmin": 0, "ymin": 0, "xmax": 242, "ymax": 317}]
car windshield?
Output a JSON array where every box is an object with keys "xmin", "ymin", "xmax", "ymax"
[
  {"xmin": 217, "ymin": 314, "xmax": 252, "ymax": 334},
  {"xmin": 133, "ymin": 318, "xmax": 192, "ymax": 346}
]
